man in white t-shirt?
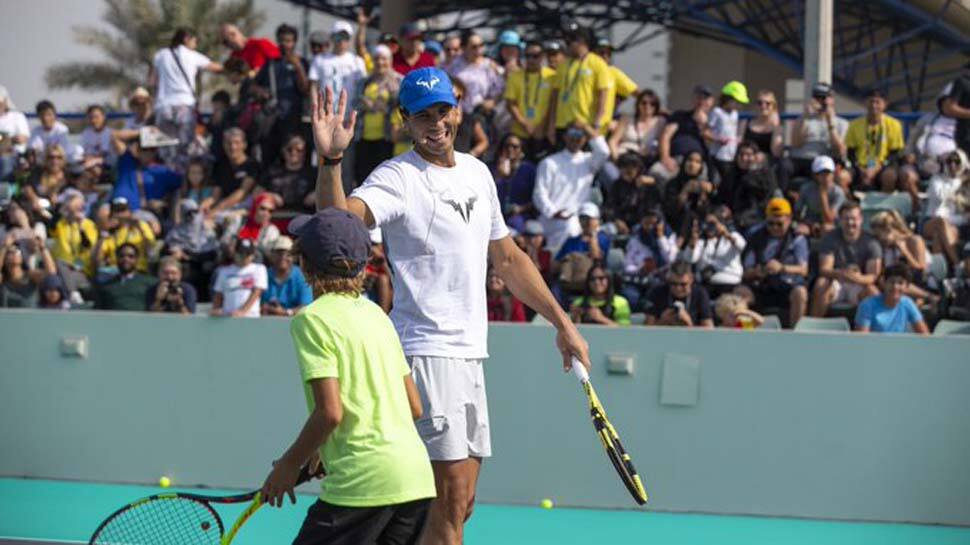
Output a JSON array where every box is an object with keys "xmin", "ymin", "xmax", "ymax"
[
  {"xmin": 149, "ymin": 28, "xmax": 222, "ymax": 167},
  {"xmin": 309, "ymin": 71, "xmax": 590, "ymax": 545},
  {"xmin": 28, "ymin": 100, "xmax": 70, "ymax": 157},
  {"xmin": 307, "ymin": 20, "xmax": 366, "ymax": 103},
  {"xmin": 80, "ymin": 105, "xmax": 114, "ymax": 160},
  {"xmin": 211, "ymin": 238, "xmax": 268, "ymax": 318}
]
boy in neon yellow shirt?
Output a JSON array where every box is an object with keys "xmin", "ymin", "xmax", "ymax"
[{"xmin": 261, "ymin": 208, "xmax": 435, "ymax": 544}]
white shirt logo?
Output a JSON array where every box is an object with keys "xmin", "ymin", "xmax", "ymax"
[{"xmin": 415, "ymin": 76, "xmax": 440, "ymax": 91}]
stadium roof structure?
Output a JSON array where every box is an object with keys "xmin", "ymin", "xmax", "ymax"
[{"xmin": 292, "ymin": 0, "xmax": 970, "ymax": 110}]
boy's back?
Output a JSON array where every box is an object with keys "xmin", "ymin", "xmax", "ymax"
[{"xmin": 291, "ymin": 293, "xmax": 435, "ymax": 507}]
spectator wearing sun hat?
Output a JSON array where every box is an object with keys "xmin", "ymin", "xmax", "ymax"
[
  {"xmin": 262, "ymin": 235, "xmax": 313, "ymax": 317},
  {"xmin": 496, "ymin": 30, "xmax": 522, "ymax": 74},
  {"xmin": 742, "ymin": 197, "xmax": 809, "ymax": 325},
  {"xmin": 707, "ymin": 80, "xmax": 749, "ymax": 182}
]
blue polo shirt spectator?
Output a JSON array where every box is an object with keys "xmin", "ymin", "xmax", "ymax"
[
  {"xmin": 261, "ymin": 236, "xmax": 313, "ymax": 316},
  {"xmin": 112, "ymin": 149, "xmax": 182, "ymax": 211}
]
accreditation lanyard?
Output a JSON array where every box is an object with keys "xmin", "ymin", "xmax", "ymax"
[
  {"xmin": 524, "ymin": 71, "xmax": 541, "ymax": 118},
  {"xmin": 560, "ymin": 54, "xmax": 588, "ymax": 103},
  {"xmin": 863, "ymin": 121, "xmax": 885, "ymax": 167}
]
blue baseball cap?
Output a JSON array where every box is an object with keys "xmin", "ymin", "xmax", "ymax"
[
  {"xmin": 399, "ymin": 67, "xmax": 458, "ymax": 115},
  {"xmin": 498, "ymin": 30, "xmax": 521, "ymax": 47},
  {"xmin": 288, "ymin": 208, "xmax": 370, "ymax": 278}
]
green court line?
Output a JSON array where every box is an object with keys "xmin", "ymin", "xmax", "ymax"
[{"xmin": 2, "ymin": 479, "xmax": 969, "ymax": 545}]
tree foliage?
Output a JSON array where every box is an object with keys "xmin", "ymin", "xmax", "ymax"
[{"xmin": 45, "ymin": 0, "xmax": 264, "ymax": 105}]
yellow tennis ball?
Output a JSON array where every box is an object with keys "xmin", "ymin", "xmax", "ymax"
[
  {"xmin": 159, "ymin": 476, "xmax": 172, "ymax": 488},
  {"xmin": 540, "ymin": 498, "xmax": 554, "ymax": 509}
]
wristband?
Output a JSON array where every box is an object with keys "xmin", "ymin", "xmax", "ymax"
[{"xmin": 321, "ymin": 155, "xmax": 343, "ymax": 166}]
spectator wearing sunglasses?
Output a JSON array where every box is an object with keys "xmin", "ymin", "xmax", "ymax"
[
  {"xmin": 505, "ymin": 41, "xmax": 556, "ymax": 160},
  {"xmin": 492, "ymin": 134, "xmax": 537, "ymax": 232},
  {"xmin": 261, "ymin": 236, "xmax": 312, "ymax": 317},
  {"xmin": 570, "ymin": 264, "xmax": 631, "ymax": 326},
  {"xmin": 261, "ymin": 135, "xmax": 315, "ymax": 213},
  {"xmin": 923, "ymin": 149, "xmax": 970, "ymax": 267},
  {"xmin": 445, "ymin": 30, "xmax": 504, "ymax": 117},
  {"xmin": 93, "ymin": 242, "xmax": 156, "ymax": 311},
  {"xmin": 644, "ymin": 260, "xmax": 714, "ymax": 327},
  {"xmin": 742, "ymin": 198, "xmax": 809, "ymax": 326},
  {"xmin": 547, "ymin": 25, "xmax": 613, "ymax": 144}
]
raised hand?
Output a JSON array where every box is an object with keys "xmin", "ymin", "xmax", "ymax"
[{"xmin": 311, "ymin": 86, "xmax": 358, "ymax": 161}]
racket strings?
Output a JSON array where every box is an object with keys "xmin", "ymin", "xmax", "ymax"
[{"xmin": 91, "ymin": 497, "xmax": 222, "ymax": 545}]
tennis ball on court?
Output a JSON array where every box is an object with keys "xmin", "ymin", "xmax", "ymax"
[
  {"xmin": 159, "ymin": 476, "xmax": 172, "ymax": 488},
  {"xmin": 540, "ymin": 498, "xmax": 554, "ymax": 509}
]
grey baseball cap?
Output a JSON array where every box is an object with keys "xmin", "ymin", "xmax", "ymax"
[{"xmin": 288, "ymin": 208, "xmax": 370, "ymax": 278}]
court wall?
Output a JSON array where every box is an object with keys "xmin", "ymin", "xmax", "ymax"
[{"xmin": 1, "ymin": 310, "xmax": 968, "ymax": 525}]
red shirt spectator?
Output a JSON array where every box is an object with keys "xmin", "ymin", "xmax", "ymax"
[
  {"xmin": 393, "ymin": 50, "xmax": 436, "ymax": 75},
  {"xmin": 222, "ymin": 23, "xmax": 279, "ymax": 72},
  {"xmin": 232, "ymin": 38, "xmax": 280, "ymax": 72},
  {"xmin": 393, "ymin": 22, "xmax": 437, "ymax": 75},
  {"xmin": 486, "ymin": 269, "xmax": 526, "ymax": 322}
]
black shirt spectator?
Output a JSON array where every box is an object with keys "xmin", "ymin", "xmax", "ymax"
[
  {"xmin": 260, "ymin": 135, "xmax": 315, "ymax": 212},
  {"xmin": 603, "ymin": 153, "xmax": 662, "ymax": 233},
  {"xmin": 943, "ymin": 69, "xmax": 970, "ymax": 153},
  {"xmin": 716, "ymin": 142, "xmax": 777, "ymax": 230},
  {"xmin": 667, "ymin": 109, "xmax": 708, "ymax": 158},
  {"xmin": 644, "ymin": 260, "xmax": 714, "ymax": 327},
  {"xmin": 147, "ymin": 256, "xmax": 197, "ymax": 314}
]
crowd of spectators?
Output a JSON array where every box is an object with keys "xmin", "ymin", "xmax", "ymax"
[{"xmin": 0, "ymin": 13, "xmax": 968, "ymax": 335}]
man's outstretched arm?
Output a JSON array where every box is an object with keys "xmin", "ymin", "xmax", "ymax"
[
  {"xmin": 488, "ymin": 236, "xmax": 591, "ymax": 372},
  {"xmin": 311, "ymin": 86, "xmax": 374, "ymax": 226}
]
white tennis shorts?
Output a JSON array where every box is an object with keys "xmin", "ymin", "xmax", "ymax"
[{"xmin": 408, "ymin": 355, "xmax": 491, "ymax": 461}]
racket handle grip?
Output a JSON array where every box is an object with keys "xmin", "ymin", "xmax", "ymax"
[{"xmin": 571, "ymin": 356, "xmax": 589, "ymax": 383}]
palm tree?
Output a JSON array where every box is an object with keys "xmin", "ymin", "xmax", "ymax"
[{"xmin": 45, "ymin": 0, "xmax": 264, "ymax": 106}]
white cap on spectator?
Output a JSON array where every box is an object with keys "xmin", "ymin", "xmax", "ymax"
[
  {"xmin": 812, "ymin": 155, "xmax": 835, "ymax": 174},
  {"xmin": 373, "ymin": 44, "xmax": 392, "ymax": 59},
  {"xmin": 369, "ymin": 227, "xmax": 382, "ymax": 244},
  {"xmin": 331, "ymin": 20, "xmax": 354, "ymax": 37},
  {"xmin": 578, "ymin": 202, "xmax": 600, "ymax": 219},
  {"xmin": 129, "ymin": 87, "xmax": 151, "ymax": 104},
  {"xmin": 270, "ymin": 236, "xmax": 294, "ymax": 252}
]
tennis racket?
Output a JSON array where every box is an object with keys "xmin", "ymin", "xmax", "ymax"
[
  {"xmin": 89, "ymin": 462, "xmax": 324, "ymax": 545},
  {"xmin": 571, "ymin": 356, "xmax": 649, "ymax": 505}
]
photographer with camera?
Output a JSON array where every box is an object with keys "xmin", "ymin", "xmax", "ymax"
[
  {"xmin": 643, "ymin": 260, "xmax": 714, "ymax": 328},
  {"xmin": 789, "ymin": 83, "xmax": 851, "ymax": 191},
  {"xmin": 678, "ymin": 205, "xmax": 745, "ymax": 298},
  {"xmin": 147, "ymin": 256, "xmax": 197, "ymax": 314}
]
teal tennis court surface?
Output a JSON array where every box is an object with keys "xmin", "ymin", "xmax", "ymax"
[{"xmin": 3, "ymin": 478, "xmax": 969, "ymax": 545}]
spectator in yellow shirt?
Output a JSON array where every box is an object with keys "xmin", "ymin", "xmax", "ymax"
[
  {"xmin": 594, "ymin": 37, "xmax": 638, "ymax": 133},
  {"xmin": 50, "ymin": 191, "xmax": 98, "ymax": 291},
  {"xmin": 845, "ymin": 89, "xmax": 915, "ymax": 208},
  {"xmin": 91, "ymin": 197, "xmax": 156, "ymax": 277},
  {"xmin": 546, "ymin": 24, "xmax": 613, "ymax": 146},
  {"xmin": 504, "ymin": 41, "xmax": 555, "ymax": 159},
  {"xmin": 354, "ymin": 44, "xmax": 402, "ymax": 182}
]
